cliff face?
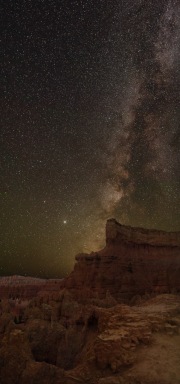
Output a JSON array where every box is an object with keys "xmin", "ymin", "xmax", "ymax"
[
  {"xmin": 106, "ymin": 219, "xmax": 180, "ymax": 247},
  {"xmin": 65, "ymin": 219, "xmax": 180, "ymax": 301},
  {"xmin": 1, "ymin": 220, "xmax": 180, "ymax": 303}
]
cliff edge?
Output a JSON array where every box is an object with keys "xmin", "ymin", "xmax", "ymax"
[{"xmin": 106, "ymin": 218, "xmax": 180, "ymax": 247}]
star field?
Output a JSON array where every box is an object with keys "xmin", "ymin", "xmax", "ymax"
[{"xmin": 1, "ymin": 0, "xmax": 180, "ymax": 278}]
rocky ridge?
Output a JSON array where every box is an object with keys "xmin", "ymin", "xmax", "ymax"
[{"xmin": 0, "ymin": 276, "xmax": 63, "ymax": 299}]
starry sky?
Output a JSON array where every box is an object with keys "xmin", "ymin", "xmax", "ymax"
[{"xmin": 1, "ymin": 0, "xmax": 180, "ymax": 278}]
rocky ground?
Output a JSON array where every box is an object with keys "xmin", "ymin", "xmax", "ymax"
[{"xmin": 0, "ymin": 292, "xmax": 179, "ymax": 384}]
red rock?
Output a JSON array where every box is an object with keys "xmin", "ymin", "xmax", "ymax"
[
  {"xmin": 64, "ymin": 219, "xmax": 180, "ymax": 301},
  {"xmin": 0, "ymin": 276, "xmax": 63, "ymax": 300},
  {"xmin": 0, "ymin": 220, "xmax": 180, "ymax": 384}
]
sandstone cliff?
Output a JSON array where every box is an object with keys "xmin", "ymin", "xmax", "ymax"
[{"xmin": 65, "ymin": 219, "xmax": 180, "ymax": 301}]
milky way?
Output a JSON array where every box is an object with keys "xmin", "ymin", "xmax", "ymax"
[
  {"xmin": 100, "ymin": 0, "xmax": 180, "ymax": 227},
  {"xmin": 1, "ymin": 0, "xmax": 180, "ymax": 277}
]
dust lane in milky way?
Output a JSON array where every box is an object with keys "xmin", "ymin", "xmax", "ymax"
[{"xmin": 1, "ymin": 0, "xmax": 180, "ymax": 277}]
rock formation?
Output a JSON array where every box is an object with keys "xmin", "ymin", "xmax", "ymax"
[
  {"xmin": 0, "ymin": 219, "xmax": 180, "ymax": 383},
  {"xmin": 0, "ymin": 276, "xmax": 63, "ymax": 300},
  {"xmin": 0, "ymin": 292, "xmax": 180, "ymax": 384},
  {"xmin": 65, "ymin": 219, "xmax": 180, "ymax": 301}
]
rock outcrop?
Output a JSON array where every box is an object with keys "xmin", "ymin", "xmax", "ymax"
[
  {"xmin": 106, "ymin": 219, "xmax": 180, "ymax": 246},
  {"xmin": 65, "ymin": 219, "xmax": 180, "ymax": 301}
]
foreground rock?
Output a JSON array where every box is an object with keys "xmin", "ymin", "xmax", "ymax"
[{"xmin": 0, "ymin": 292, "xmax": 180, "ymax": 384}]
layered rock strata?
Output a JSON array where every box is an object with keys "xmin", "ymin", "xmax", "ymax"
[
  {"xmin": 65, "ymin": 219, "xmax": 180, "ymax": 301},
  {"xmin": 0, "ymin": 276, "xmax": 63, "ymax": 300}
]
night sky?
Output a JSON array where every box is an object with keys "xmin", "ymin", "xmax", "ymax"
[{"xmin": 1, "ymin": 0, "xmax": 180, "ymax": 278}]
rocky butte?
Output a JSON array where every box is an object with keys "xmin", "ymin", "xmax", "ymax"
[{"xmin": 65, "ymin": 219, "xmax": 180, "ymax": 301}]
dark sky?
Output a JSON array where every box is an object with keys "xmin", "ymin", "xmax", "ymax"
[{"xmin": 1, "ymin": 0, "xmax": 180, "ymax": 278}]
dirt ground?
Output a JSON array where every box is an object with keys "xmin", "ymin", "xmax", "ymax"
[
  {"xmin": 124, "ymin": 296, "xmax": 180, "ymax": 384},
  {"xmin": 125, "ymin": 333, "xmax": 180, "ymax": 384}
]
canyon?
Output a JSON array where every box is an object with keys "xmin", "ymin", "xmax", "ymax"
[{"xmin": 0, "ymin": 219, "xmax": 180, "ymax": 384}]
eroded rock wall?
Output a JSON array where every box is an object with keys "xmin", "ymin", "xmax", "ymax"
[{"xmin": 65, "ymin": 219, "xmax": 180, "ymax": 301}]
